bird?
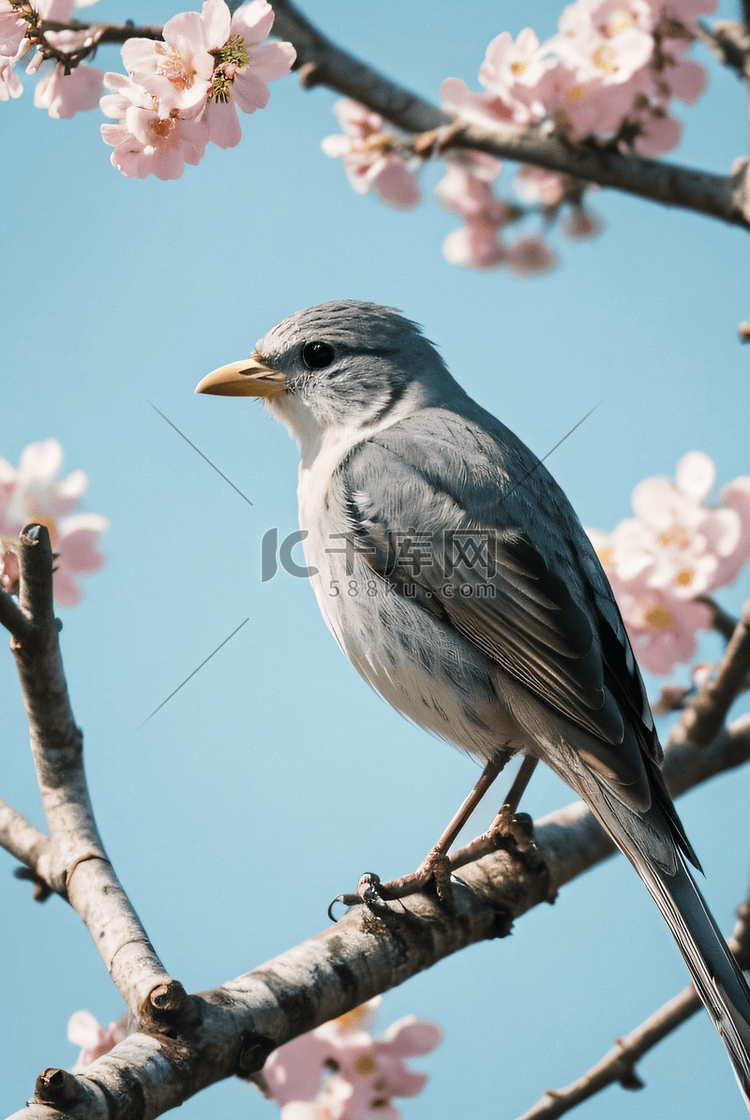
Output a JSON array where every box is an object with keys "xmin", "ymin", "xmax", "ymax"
[{"xmin": 196, "ymin": 298, "xmax": 750, "ymax": 1105}]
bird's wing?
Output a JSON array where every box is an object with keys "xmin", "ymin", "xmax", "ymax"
[{"xmin": 333, "ymin": 409, "xmax": 657, "ymax": 793}]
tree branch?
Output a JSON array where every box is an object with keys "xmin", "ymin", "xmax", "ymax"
[
  {"xmin": 268, "ymin": 0, "xmax": 750, "ymax": 230},
  {"xmin": 29, "ymin": 0, "xmax": 750, "ymax": 228},
  {"xmin": 669, "ymin": 595, "xmax": 750, "ymax": 750},
  {"xmin": 0, "ymin": 526, "xmax": 184, "ymax": 1021},
  {"xmin": 4, "ymin": 710, "xmax": 749, "ymax": 1120},
  {"xmin": 513, "ymin": 875, "xmax": 750, "ymax": 1120}
]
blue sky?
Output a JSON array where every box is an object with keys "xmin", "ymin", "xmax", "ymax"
[{"xmin": 1, "ymin": 1, "xmax": 749, "ymax": 1118}]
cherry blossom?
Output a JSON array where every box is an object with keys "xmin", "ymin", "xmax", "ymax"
[
  {"xmin": 68, "ymin": 1011, "xmax": 128, "ymax": 1073},
  {"xmin": 263, "ymin": 998, "xmax": 441, "ymax": 1120},
  {"xmin": 322, "ymin": 99, "xmax": 421, "ymax": 208},
  {"xmin": 0, "ymin": 439, "xmax": 108, "ymax": 607},
  {"xmin": 103, "ymin": 0, "xmax": 294, "ymax": 173},
  {"xmin": 100, "ymin": 72, "xmax": 209, "ymax": 180},
  {"xmin": 34, "ymin": 61, "xmax": 103, "ymax": 118},
  {"xmin": 439, "ymin": 0, "xmax": 714, "ymax": 164},
  {"xmin": 586, "ymin": 453, "xmax": 750, "ymax": 675},
  {"xmin": 506, "ymin": 235, "xmax": 556, "ymax": 276},
  {"xmin": 0, "ymin": 0, "xmax": 27, "ymax": 59},
  {"xmin": 0, "ymin": 0, "xmax": 107, "ymax": 115},
  {"xmin": 561, "ymin": 204, "xmax": 604, "ymax": 237},
  {"xmin": 0, "ymin": 52, "xmax": 22, "ymax": 99},
  {"xmin": 551, "ymin": 0, "xmax": 657, "ymax": 86}
]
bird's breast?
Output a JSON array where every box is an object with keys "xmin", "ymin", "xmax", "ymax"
[{"xmin": 297, "ymin": 469, "xmax": 520, "ymax": 762}]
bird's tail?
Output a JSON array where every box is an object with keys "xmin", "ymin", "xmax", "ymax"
[{"xmin": 592, "ymin": 785, "xmax": 750, "ymax": 1108}]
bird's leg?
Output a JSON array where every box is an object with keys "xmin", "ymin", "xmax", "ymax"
[
  {"xmin": 444, "ymin": 756, "xmax": 540, "ymax": 876},
  {"xmin": 363, "ymin": 752, "xmax": 512, "ymax": 908},
  {"xmin": 327, "ymin": 753, "xmax": 539, "ymax": 920}
]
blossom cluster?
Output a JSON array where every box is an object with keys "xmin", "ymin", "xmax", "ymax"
[
  {"xmin": 0, "ymin": 0, "xmax": 104, "ymax": 115},
  {"xmin": 100, "ymin": 0, "xmax": 294, "ymax": 179},
  {"xmin": 0, "ymin": 0, "xmax": 294, "ymax": 179},
  {"xmin": 262, "ymin": 998, "xmax": 442, "ymax": 1120},
  {"xmin": 0, "ymin": 439, "xmax": 108, "ymax": 607},
  {"xmin": 322, "ymin": 0, "xmax": 711, "ymax": 271},
  {"xmin": 586, "ymin": 452, "xmax": 750, "ymax": 676}
]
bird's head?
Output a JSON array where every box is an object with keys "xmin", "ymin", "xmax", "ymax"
[{"xmin": 195, "ymin": 300, "xmax": 461, "ymax": 450}]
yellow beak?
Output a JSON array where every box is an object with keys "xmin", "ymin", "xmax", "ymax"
[{"xmin": 194, "ymin": 355, "xmax": 288, "ymax": 398}]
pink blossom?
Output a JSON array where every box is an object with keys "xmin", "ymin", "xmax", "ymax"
[
  {"xmin": 533, "ymin": 62, "xmax": 640, "ymax": 141},
  {"xmin": 478, "ymin": 29, "xmax": 549, "ymax": 99},
  {"xmin": 322, "ymin": 99, "xmax": 421, "ymax": 209},
  {"xmin": 435, "ymin": 152, "xmax": 513, "ymax": 269},
  {"xmin": 68, "ymin": 1011, "xmax": 128, "ymax": 1072},
  {"xmin": 440, "ymin": 75, "xmax": 534, "ymax": 134},
  {"xmin": 117, "ymin": 0, "xmax": 294, "ymax": 143},
  {"xmin": 514, "ymin": 164, "xmax": 567, "ymax": 206},
  {"xmin": 0, "ymin": 52, "xmax": 22, "ymax": 99},
  {"xmin": 100, "ymin": 72, "xmax": 208, "ymax": 180},
  {"xmin": 657, "ymin": 55, "xmax": 705, "ymax": 104},
  {"xmin": 263, "ymin": 998, "xmax": 441, "ymax": 1120},
  {"xmin": 0, "ymin": 439, "xmax": 108, "ymax": 606},
  {"xmin": 611, "ymin": 572, "xmax": 711, "ymax": 675},
  {"xmin": 632, "ymin": 104, "xmax": 681, "ymax": 154},
  {"xmin": 442, "ymin": 221, "xmax": 506, "ymax": 269},
  {"xmin": 435, "ymin": 163, "xmax": 506, "ymax": 222},
  {"xmin": 552, "ymin": 0, "xmax": 656, "ymax": 85},
  {"xmin": 0, "ymin": 0, "xmax": 27, "ymax": 58},
  {"xmin": 120, "ymin": 10, "xmax": 215, "ymax": 118},
  {"xmin": 34, "ymin": 62, "xmax": 103, "ymax": 118},
  {"xmin": 506, "ymin": 235, "xmax": 556, "ymax": 277},
  {"xmin": 586, "ymin": 453, "xmax": 750, "ymax": 675}
]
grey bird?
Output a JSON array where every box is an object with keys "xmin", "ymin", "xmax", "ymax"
[{"xmin": 196, "ymin": 299, "xmax": 750, "ymax": 1104}]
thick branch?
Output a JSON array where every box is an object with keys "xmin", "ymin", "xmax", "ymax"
[
  {"xmin": 268, "ymin": 0, "xmax": 750, "ymax": 229},
  {"xmin": 1, "ymin": 526, "xmax": 181, "ymax": 1019},
  {"xmin": 5, "ymin": 714, "xmax": 749, "ymax": 1120}
]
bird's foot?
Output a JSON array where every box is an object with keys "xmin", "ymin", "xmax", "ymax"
[
  {"xmin": 326, "ymin": 847, "xmax": 457, "ymax": 920},
  {"xmin": 442, "ymin": 804, "xmax": 544, "ymax": 878}
]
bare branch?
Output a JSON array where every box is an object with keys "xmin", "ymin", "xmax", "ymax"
[
  {"xmin": 512, "ymin": 874, "xmax": 750, "ymax": 1120},
  {"xmin": 0, "ymin": 798, "xmax": 50, "ymax": 872},
  {"xmin": 2, "ymin": 525, "xmax": 182, "ymax": 1020},
  {"xmin": 694, "ymin": 19, "xmax": 750, "ymax": 81},
  {"xmin": 515, "ymin": 984, "xmax": 702, "ymax": 1119}
]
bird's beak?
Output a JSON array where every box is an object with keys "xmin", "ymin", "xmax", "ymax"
[{"xmin": 194, "ymin": 354, "xmax": 288, "ymax": 398}]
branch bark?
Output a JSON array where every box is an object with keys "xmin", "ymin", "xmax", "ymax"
[{"xmin": 0, "ymin": 526, "xmax": 183, "ymax": 1021}]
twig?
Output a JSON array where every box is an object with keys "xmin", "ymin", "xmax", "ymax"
[
  {"xmin": 694, "ymin": 19, "xmax": 750, "ymax": 81},
  {"xmin": 514, "ymin": 984, "xmax": 702, "ymax": 1119},
  {"xmin": 0, "ymin": 525, "xmax": 183, "ymax": 1021},
  {"xmin": 514, "ymin": 877, "xmax": 750, "ymax": 1120}
]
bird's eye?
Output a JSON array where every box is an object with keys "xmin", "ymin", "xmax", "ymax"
[{"xmin": 302, "ymin": 341, "xmax": 335, "ymax": 369}]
